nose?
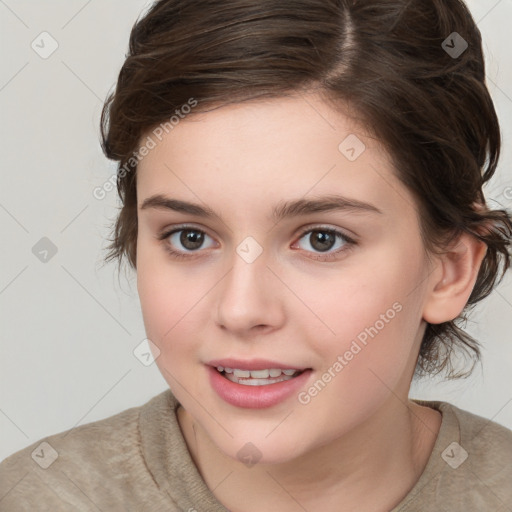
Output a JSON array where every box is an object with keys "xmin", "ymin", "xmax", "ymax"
[{"xmin": 215, "ymin": 247, "xmax": 285, "ymax": 337}]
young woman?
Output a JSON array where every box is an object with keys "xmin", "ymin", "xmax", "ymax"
[{"xmin": 1, "ymin": 0, "xmax": 511, "ymax": 510}]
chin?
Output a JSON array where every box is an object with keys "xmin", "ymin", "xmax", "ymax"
[{"xmin": 209, "ymin": 423, "xmax": 312, "ymax": 467}]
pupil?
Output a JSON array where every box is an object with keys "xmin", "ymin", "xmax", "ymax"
[
  {"xmin": 311, "ymin": 231, "xmax": 334, "ymax": 252},
  {"xmin": 181, "ymin": 230, "xmax": 204, "ymax": 250}
]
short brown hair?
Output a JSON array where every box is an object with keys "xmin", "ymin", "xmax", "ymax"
[{"xmin": 100, "ymin": 0, "xmax": 512, "ymax": 380}]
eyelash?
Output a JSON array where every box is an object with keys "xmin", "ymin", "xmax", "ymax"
[{"xmin": 157, "ymin": 224, "xmax": 357, "ymax": 262}]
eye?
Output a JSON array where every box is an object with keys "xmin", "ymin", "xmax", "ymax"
[
  {"xmin": 158, "ymin": 226, "xmax": 216, "ymax": 259},
  {"xmin": 292, "ymin": 226, "xmax": 356, "ymax": 260},
  {"xmin": 158, "ymin": 224, "xmax": 356, "ymax": 261}
]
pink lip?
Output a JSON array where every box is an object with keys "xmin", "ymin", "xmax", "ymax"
[
  {"xmin": 207, "ymin": 358, "xmax": 307, "ymax": 371},
  {"xmin": 207, "ymin": 365, "xmax": 312, "ymax": 409}
]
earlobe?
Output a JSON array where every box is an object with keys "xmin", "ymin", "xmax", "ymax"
[{"xmin": 422, "ymin": 233, "xmax": 487, "ymax": 325}]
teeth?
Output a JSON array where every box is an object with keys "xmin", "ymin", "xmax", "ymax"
[
  {"xmin": 215, "ymin": 366, "xmax": 304, "ymax": 385},
  {"xmin": 233, "ymin": 369, "xmax": 251, "ymax": 378},
  {"xmin": 249, "ymin": 369, "xmax": 269, "ymax": 378},
  {"xmin": 224, "ymin": 373, "xmax": 297, "ymax": 386},
  {"xmin": 216, "ymin": 367, "xmax": 301, "ymax": 378}
]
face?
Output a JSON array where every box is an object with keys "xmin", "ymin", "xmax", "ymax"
[{"xmin": 136, "ymin": 92, "xmax": 435, "ymax": 464}]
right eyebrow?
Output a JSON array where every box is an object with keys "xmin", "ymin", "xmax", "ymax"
[{"xmin": 140, "ymin": 195, "xmax": 220, "ymax": 219}]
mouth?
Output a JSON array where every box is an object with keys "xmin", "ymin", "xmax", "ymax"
[
  {"xmin": 206, "ymin": 359, "xmax": 313, "ymax": 408},
  {"xmin": 214, "ymin": 366, "xmax": 307, "ymax": 386}
]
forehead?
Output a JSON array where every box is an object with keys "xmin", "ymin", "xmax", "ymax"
[{"xmin": 135, "ymin": 93, "xmax": 415, "ymax": 220}]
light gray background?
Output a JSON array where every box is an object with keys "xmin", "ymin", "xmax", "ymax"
[{"xmin": 1, "ymin": 0, "xmax": 511, "ymax": 462}]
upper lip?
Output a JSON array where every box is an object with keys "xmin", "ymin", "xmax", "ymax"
[{"xmin": 207, "ymin": 358, "xmax": 309, "ymax": 371}]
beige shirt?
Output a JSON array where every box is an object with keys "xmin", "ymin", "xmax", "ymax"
[{"xmin": 1, "ymin": 389, "xmax": 511, "ymax": 511}]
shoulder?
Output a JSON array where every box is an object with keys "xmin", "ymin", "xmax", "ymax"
[
  {"xmin": 0, "ymin": 390, "xmax": 176, "ymax": 511},
  {"xmin": 442, "ymin": 402, "xmax": 512, "ymax": 508},
  {"xmin": 398, "ymin": 399, "xmax": 512, "ymax": 512},
  {"xmin": 446, "ymin": 401, "xmax": 512, "ymax": 451},
  {"xmin": 441, "ymin": 401, "xmax": 512, "ymax": 475},
  {"xmin": 446, "ymin": 402, "xmax": 512, "ymax": 488}
]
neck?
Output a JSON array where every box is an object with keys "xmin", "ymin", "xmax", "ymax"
[{"xmin": 177, "ymin": 396, "xmax": 441, "ymax": 512}]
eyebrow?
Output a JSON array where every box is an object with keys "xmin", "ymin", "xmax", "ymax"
[{"xmin": 140, "ymin": 193, "xmax": 382, "ymax": 221}]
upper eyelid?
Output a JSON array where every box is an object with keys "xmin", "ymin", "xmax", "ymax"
[
  {"xmin": 296, "ymin": 225, "xmax": 354, "ymax": 239},
  {"xmin": 159, "ymin": 223, "xmax": 217, "ymax": 242}
]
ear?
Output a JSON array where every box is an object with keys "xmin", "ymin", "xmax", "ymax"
[{"xmin": 422, "ymin": 232, "xmax": 488, "ymax": 324}]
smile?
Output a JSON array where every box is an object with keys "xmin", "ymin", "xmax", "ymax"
[{"xmin": 207, "ymin": 361, "xmax": 312, "ymax": 408}]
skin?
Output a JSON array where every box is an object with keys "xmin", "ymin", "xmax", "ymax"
[{"xmin": 135, "ymin": 91, "xmax": 487, "ymax": 511}]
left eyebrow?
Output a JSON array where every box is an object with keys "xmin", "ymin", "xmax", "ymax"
[
  {"xmin": 271, "ymin": 194, "xmax": 383, "ymax": 221},
  {"xmin": 139, "ymin": 193, "xmax": 383, "ymax": 221}
]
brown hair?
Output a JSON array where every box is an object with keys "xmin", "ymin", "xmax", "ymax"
[{"xmin": 100, "ymin": 0, "xmax": 512, "ymax": 380}]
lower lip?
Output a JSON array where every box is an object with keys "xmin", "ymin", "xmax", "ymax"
[{"xmin": 207, "ymin": 366, "xmax": 312, "ymax": 409}]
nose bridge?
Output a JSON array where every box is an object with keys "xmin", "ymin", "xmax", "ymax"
[{"xmin": 215, "ymin": 240, "xmax": 283, "ymax": 333}]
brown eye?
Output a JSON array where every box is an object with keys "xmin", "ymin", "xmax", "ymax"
[
  {"xmin": 159, "ymin": 226, "xmax": 216, "ymax": 257},
  {"xmin": 294, "ymin": 226, "xmax": 356, "ymax": 261},
  {"xmin": 307, "ymin": 230, "xmax": 337, "ymax": 252},
  {"xmin": 179, "ymin": 229, "xmax": 205, "ymax": 251}
]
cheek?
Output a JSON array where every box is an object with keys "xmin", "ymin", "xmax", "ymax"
[
  {"xmin": 303, "ymin": 240, "xmax": 425, "ymax": 374},
  {"xmin": 137, "ymin": 260, "xmax": 207, "ymax": 393},
  {"xmin": 299, "ymin": 294, "xmax": 422, "ymax": 439},
  {"xmin": 136, "ymin": 242, "xmax": 204, "ymax": 355}
]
